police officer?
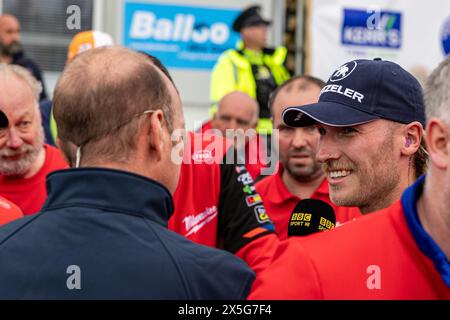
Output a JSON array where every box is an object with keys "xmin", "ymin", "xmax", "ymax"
[{"xmin": 210, "ymin": 5, "xmax": 291, "ymax": 134}]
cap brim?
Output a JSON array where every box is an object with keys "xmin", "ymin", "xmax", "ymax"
[{"xmin": 282, "ymin": 102, "xmax": 380, "ymax": 127}]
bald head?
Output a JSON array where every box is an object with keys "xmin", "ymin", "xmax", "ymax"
[
  {"xmin": 0, "ymin": 14, "xmax": 20, "ymax": 26},
  {"xmin": 213, "ymin": 91, "xmax": 259, "ymax": 135},
  {"xmin": 53, "ymin": 46, "xmax": 178, "ymax": 164},
  {"xmin": 0, "ymin": 14, "xmax": 21, "ymax": 55}
]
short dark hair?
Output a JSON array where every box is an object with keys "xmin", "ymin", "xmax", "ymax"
[
  {"xmin": 53, "ymin": 46, "xmax": 174, "ymax": 166},
  {"xmin": 268, "ymin": 75, "xmax": 326, "ymax": 117}
]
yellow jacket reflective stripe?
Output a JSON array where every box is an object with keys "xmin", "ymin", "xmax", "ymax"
[
  {"xmin": 210, "ymin": 46, "xmax": 290, "ymax": 134},
  {"xmin": 50, "ymin": 111, "xmax": 57, "ymax": 144}
]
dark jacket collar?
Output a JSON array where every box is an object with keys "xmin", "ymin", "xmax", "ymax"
[{"xmin": 43, "ymin": 168, "xmax": 174, "ymax": 226}]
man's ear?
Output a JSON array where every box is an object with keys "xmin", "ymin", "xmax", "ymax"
[
  {"xmin": 147, "ymin": 110, "xmax": 165, "ymax": 162},
  {"xmin": 426, "ymin": 119, "xmax": 449, "ymax": 169},
  {"xmin": 400, "ymin": 122, "xmax": 423, "ymax": 156}
]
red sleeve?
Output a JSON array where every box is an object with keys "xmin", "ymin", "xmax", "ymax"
[
  {"xmin": 0, "ymin": 197, "xmax": 23, "ymax": 226},
  {"xmin": 235, "ymin": 233, "xmax": 279, "ymax": 277},
  {"xmin": 248, "ymin": 239, "xmax": 323, "ymax": 300}
]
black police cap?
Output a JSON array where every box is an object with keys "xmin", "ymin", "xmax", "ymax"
[{"xmin": 232, "ymin": 5, "xmax": 271, "ymax": 32}]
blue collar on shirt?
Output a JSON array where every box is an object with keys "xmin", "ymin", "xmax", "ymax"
[
  {"xmin": 43, "ymin": 168, "xmax": 174, "ymax": 226},
  {"xmin": 401, "ymin": 175, "xmax": 450, "ymax": 287}
]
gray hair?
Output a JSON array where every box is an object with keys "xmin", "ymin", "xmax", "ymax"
[
  {"xmin": 424, "ymin": 57, "xmax": 450, "ymax": 125},
  {"xmin": 0, "ymin": 63, "xmax": 42, "ymax": 102}
]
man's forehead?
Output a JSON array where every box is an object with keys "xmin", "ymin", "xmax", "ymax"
[
  {"xmin": 0, "ymin": 79, "xmax": 36, "ymax": 114},
  {"xmin": 0, "ymin": 74, "xmax": 34, "ymax": 97},
  {"xmin": 0, "ymin": 16, "xmax": 20, "ymax": 27},
  {"xmin": 220, "ymin": 103, "xmax": 255, "ymax": 119}
]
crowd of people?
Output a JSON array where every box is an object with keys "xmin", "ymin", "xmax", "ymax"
[{"xmin": 0, "ymin": 5, "xmax": 449, "ymax": 299}]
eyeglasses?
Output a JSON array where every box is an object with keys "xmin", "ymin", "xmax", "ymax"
[{"xmin": 0, "ymin": 110, "xmax": 8, "ymax": 129}]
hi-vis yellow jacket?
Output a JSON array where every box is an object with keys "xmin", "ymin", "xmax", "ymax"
[{"xmin": 210, "ymin": 46, "xmax": 290, "ymax": 134}]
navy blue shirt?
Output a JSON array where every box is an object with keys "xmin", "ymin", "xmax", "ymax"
[{"xmin": 0, "ymin": 168, "xmax": 254, "ymax": 299}]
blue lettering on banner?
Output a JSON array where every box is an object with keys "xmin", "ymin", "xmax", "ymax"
[
  {"xmin": 441, "ymin": 16, "xmax": 450, "ymax": 56},
  {"xmin": 341, "ymin": 8, "xmax": 402, "ymax": 49},
  {"xmin": 123, "ymin": 1, "xmax": 240, "ymax": 69}
]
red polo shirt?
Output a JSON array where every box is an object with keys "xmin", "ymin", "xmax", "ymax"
[
  {"xmin": 255, "ymin": 164, "xmax": 361, "ymax": 239},
  {"xmin": 249, "ymin": 176, "xmax": 450, "ymax": 299}
]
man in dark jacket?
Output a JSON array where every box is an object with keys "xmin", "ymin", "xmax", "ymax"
[{"xmin": 0, "ymin": 46, "xmax": 254, "ymax": 299}]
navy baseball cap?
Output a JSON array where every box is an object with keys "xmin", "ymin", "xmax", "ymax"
[{"xmin": 282, "ymin": 58, "xmax": 426, "ymax": 128}]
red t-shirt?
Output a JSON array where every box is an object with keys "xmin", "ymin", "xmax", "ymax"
[
  {"xmin": 249, "ymin": 192, "xmax": 450, "ymax": 299},
  {"xmin": 0, "ymin": 196, "xmax": 23, "ymax": 226},
  {"xmin": 256, "ymin": 164, "xmax": 361, "ymax": 240},
  {"xmin": 0, "ymin": 144, "xmax": 68, "ymax": 215}
]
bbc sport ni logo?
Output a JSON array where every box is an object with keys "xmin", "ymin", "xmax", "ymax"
[
  {"xmin": 441, "ymin": 16, "xmax": 450, "ymax": 56},
  {"xmin": 341, "ymin": 8, "xmax": 402, "ymax": 49}
]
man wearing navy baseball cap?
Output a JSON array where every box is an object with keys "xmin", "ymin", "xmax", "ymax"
[{"xmin": 282, "ymin": 58, "xmax": 428, "ymax": 214}]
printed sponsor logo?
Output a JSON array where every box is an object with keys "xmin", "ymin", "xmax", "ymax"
[
  {"xmin": 124, "ymin": 2, "xmax": 240, "ymax": 69},
  {"xmin": 329, "ymin": 61, "xmax": 357, "ymax": 82},
  {"xmin": 237, "ymin": 172, "xmax": 254, "ymax": 186},
  {"xmin": 254, "ymin": 205, "xmax": 271, "ymax": 224},
  {"xmin": 341, "ymin": 8, "xmax": 402, "ymax": 48},
  {"xmin": 183, "ymin": 206, "xmax": 218, "ymax": 237},
  {"xmin": 235, "ymin": 165, "xmax": 247, "ymax": 174},
  {"xmin": 192, "ymin": 149, "xmax": 213, "ymax": 162},
  {"xmin": 320, "ymin": 84, "xmax": 365, "ymax": 103},
  {"xmin": 242, "ymin": 185, "xmax": 255, "ymax": 194},
  {"xmin": 245, "ymin": 194, "xmax": 262, "ymax": 207}
]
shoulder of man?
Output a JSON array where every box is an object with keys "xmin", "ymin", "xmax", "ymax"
[
  {"xmin": 158, "ymin": 226, "xmax": 255, "ymax": 299},
  {"xmin": 250, "ymin": 205, "xmax": 403, "ymax": 299}
]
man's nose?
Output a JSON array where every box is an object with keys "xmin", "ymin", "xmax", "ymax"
[
  {"xmin": 291, "ymin": 128, "xmax": 307, "ymax": 149},
  {"xmin": 6, "ymin": 128, "xmax": 23, "ymax": 149},
  {"xmin": 316, "ymin": 135, "xmax": 340, "ymax": 163}
]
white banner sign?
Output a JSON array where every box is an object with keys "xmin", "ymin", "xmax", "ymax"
[{"xmin": 309, "ymin": 0, "xmax": 450, "ymax": 82}]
